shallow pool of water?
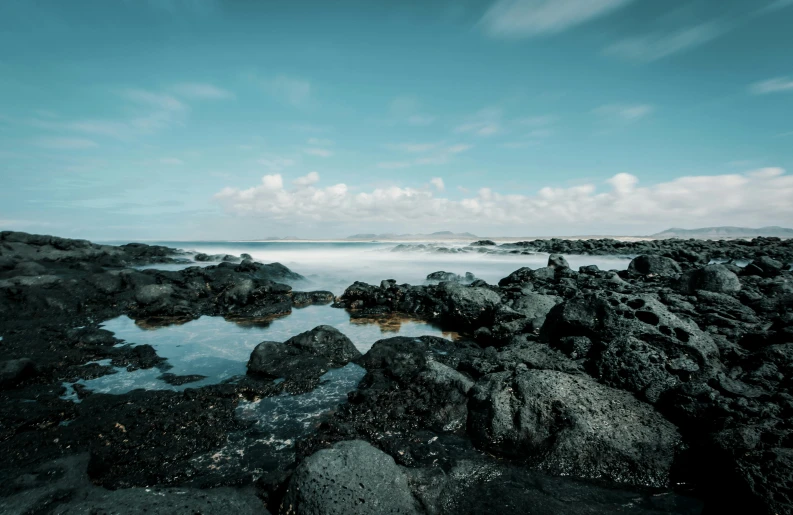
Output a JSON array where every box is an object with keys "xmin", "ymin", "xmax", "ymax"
[{"xmin": 62, "ymin": 304, "xmax": 455, "ymax": 399}]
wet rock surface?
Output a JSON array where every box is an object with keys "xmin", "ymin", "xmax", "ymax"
[
  {"xmin": 2, "ymin": 231, "xmax": 793, "ymax": 514},
  {"xmin": 247, "ymin": 325, "xmax": 362, "ymax": 380}
]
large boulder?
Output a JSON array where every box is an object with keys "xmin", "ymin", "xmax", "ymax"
[
  {"xmin": 247, "ymin": 326, "xmax": 361, "ymax": 379},
  {"xmin": 628, "ymin": 255, "xmax": 682, "ymax": 276},
  {"xmin": 0, "ymin": 358, "xmax": 37, "ymax": 388},
  {"xmin": 541, "ymin": 293, "xmax": 721, "ymax": 402},
  {"xmin": 426, "ymin": 271, "xmax": 460, "ymax": 283},
  {"xmin": 677, "ymin": 264, "xmax": 741, "ymax": 294},
  {"xmin": 547, "ymin": 254, "xmax": 570, "ymax": 269},
  {"xmin": 434, "ymin": 282, "xmax": 502, "ymax": 329},
  {"xmin": 468, "ymin": 368, "xmax": 681, "ymax": 488},
  {"xmin": 281, "ymin": 440, "xmax": 420, "ymax": 515},
  {"xmin": 358, "ymin": 336, "xmax": 477, "ymax": 432},
  {"xmin": 508, "ymin": 292, "xmax": 561, "ymax": 328},
  {"xmin": 744, "ymin": 255, "xmax": 785, "ymax": 277},
  {"xmin": 498, "ymin": 267, "xmax": 534, "ymax": 287}
]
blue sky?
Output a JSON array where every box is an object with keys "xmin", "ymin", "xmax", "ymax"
[{"xmin": 1, "ymin": 0, "xmax": 792, "ymax": 239}]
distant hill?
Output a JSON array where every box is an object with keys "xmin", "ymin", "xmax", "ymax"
[
  {"xmin": 347, "ymin": 231, "xmax": 478, "ymax": 240},
  {"xmin": 650, "ymin": 226, "xmax": 793, "ymax": 239}
]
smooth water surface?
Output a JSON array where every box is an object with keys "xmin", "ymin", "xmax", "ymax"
[
  {"xmin": 62, "ymin": 304, "xmax": 455, "ymax": 399},
  {"xmin": 132, "ymin": 240, "xmax": 633, "ymax": 295}
]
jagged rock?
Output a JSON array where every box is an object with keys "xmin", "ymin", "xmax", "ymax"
[
  {"xmin": 744, "ymin": 255, "xmax": 785, "ymax": 277},
  {"xmin": 548, "ymin": 254, "xmax": 570, "ymax": 269},
  {"xmin": 426, "ymin": 271, "xmax": 460, "ymax": 282},
  {"xmin": 248, "ymin": 326, "xmax": 361, "ymax": 379},
  {"xmin": 542, "ymin": 293, "xmax": 721, "ymax": 402},
  {"xmin": 468, "ymin": 367, "xmax": 681, "ymax": 488}
]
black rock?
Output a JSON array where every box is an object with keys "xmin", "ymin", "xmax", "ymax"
[
  {"xmin": 677, "ymin": 264, "xmax": 741, "ymax": 294},
  {"xmin": 282, "ymin": 440, "xmax": 421, "ymax": 515},
  {"xmin": 247, "ymin": 325, "xmax": 361, "ymax": 379},
  {"xmin": 628, "ymin": 255, "xmax": 683, "ymax": 276},
  {"xmin": 0, "ymin": 358, "xmax": 37, "ymax": 388},
  {"xmin": 468, "ymin": 367, "xmax": 681, "ymax": 488},
  {"xmin": 548, "ymin": 254, "xmax": 570, "ymax": 269}
]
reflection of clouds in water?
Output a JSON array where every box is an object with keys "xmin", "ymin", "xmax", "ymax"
[
  {"xmin": 62, "ymin": 305, "xmax": 448, "ymax": 399},
  {"xmin": 139, "ymin": 241, "xmax": 632, "ymax": 295},
  {"xmin": 350, "ymin": 314, "xmax": 460, "ymax": 341}
]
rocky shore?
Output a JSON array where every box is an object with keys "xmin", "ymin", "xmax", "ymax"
[
  {"xmin": 392, "ymin": 236, "xmax": 793, "ymax": 265},
  {"xmin": 1, "ymin": 231, "xmax": 791, "ymax": 514}
]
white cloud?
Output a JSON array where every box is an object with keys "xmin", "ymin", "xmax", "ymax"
[
  {"xmin": 29, "ymin": 87, "xmax": 192, "ymax": 140},
  {"xmin": 257, "ymin": 156, "xmax": 296, "ymax": 171},
  {"xmin": 759, "ymin": 0, "xmax": 793, "ymax": 13},
  {"xmin": 293, "ymin": 171, "xmax": 320, "ymax": 187},
  {"xmin": 387, "ymin": 142, "xmax": 440, "ymax": 153},
  {"xmin": 380, "ymin": 144, "xmax": 472, "ymax": 168},
  {"xmin": 593, "ymin": 104, "xmax": 654, "ymax": 122},
  {"xmin": 455, "ymin": 108, "xmax": 503, "ymax": 136},
  {"xmin": 303, "ymin": 147, "xmax": 333, "ymax": 158},
  {"xmin": 307, "ymin": 138, "xmax": 334, "ymax": 146},
  {"xmin": 604, "ymin": 22, "xmax": 725, "ymax": 62},
  {"xmin": 750, "ymin": 77, "xmax": 793, "ymax": 95},
  {"xmin": 481, "ymin": 0, "xmax": 634, "ymax": 38},
  {"xmin": 171, "ymin": 83, "xmax": 234, "ymax": 99},
  {"xmin": 215, "ymin": 169, "xmax": 793, "ymax": 230},
  {"xmin": 389, "ymin": 97, "xmax": 435, "ymax": 126},
  {"xmin": 160, "ymin": 157, "xmax": 184, "ymax": 165},
  {"xmin": 123, "ymin": 89, "xmax": 187, "ymax": 111},
  {"xmin": 431, "ymin": 177, "xmax": 445, "ymax": 191},
  {"xmin": 262, "ymin": 75, "xmax": 311, "ymax": 107},
  {"xmin": 377, "ymin": 162, "xmax": 413, "ymax": 169},
  {"xmin": 33, "ymin": 137, "xmax": 98, "ymax": 149},
  {"xmin": 518, "ymin": 115, "xmax": 557, "ymax": 127}
]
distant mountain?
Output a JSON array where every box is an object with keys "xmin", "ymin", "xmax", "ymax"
[
  {"xmin": 346, "ymin": 231, "xmax": 478, "ymax": 240},
  {"xmin": 650, "ymin": 226, "xmax": 793, "ymax": 239}
]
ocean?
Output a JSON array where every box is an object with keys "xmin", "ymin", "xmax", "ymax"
[{"xmin": 128, "ymin": 240, "xmax": 634, "ymax": 295}]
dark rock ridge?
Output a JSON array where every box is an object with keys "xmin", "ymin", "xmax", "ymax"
[
  {"xmin": 2, "ymin": 231, "xmax": 793, "ymax": 514},
  {"xmin": 325, "ymin": 250, "xmax": 793, "ymax": 514},
  {"xmin": 390, "ymin": 236, "xmax": 793, "ymax": 265}
]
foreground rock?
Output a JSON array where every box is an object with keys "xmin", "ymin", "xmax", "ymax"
[
  {"xmin": 2, "ymin": 230, "xmax": 792, "ymax": 514},
  {"xmin": 469, "ymin": 367, "xmax": 680, "ymax": 488},
  {"xmin": 0, "ymin": 454, "xmax": 267, "ymax": 514},
  {"xmin": 248, "ymin": 326, "xmax": 361, "ymax": 380},
  {"xmin": 281, "ymin": 440, "xmax": 420, "ymax": 515}
]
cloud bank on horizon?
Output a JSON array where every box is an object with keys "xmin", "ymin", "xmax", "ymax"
[
  {"xmin": 215, "ymin": 169, "xmax": 793, "ymax": 232},
  {"xmin": 0, "ymin": 0, "xmax": 792, "ymax": 239}
]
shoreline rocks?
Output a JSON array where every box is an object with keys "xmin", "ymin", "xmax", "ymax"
[{"xmin": 2, "ymin": 231, "xmax": 792, "ymax": 514}]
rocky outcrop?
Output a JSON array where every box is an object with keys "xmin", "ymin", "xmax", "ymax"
[
  {"xmin": 468, "ymin": 367, "xmax": 680, "ymax": 488},
  {"xmin": 247, "ymin": 326, "xmax": 361, "ymax": 379}
]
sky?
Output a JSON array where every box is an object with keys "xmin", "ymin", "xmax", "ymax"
[{"xmin": 1, "ymin": 0, "xmax": 792, "ymax": 240}]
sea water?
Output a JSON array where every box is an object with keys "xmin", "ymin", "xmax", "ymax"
[
  {"xmin": 130, "ymin": 240, "xmax": 633, "ymax": 295},
  {"xmin": 62, "ymin": 304, "xmax": 456, "ymax": 400}
]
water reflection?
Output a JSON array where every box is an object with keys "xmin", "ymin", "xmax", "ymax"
[{"xmin": 62, "ymin": 304, "xmax": 452, "ymax": 399}]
